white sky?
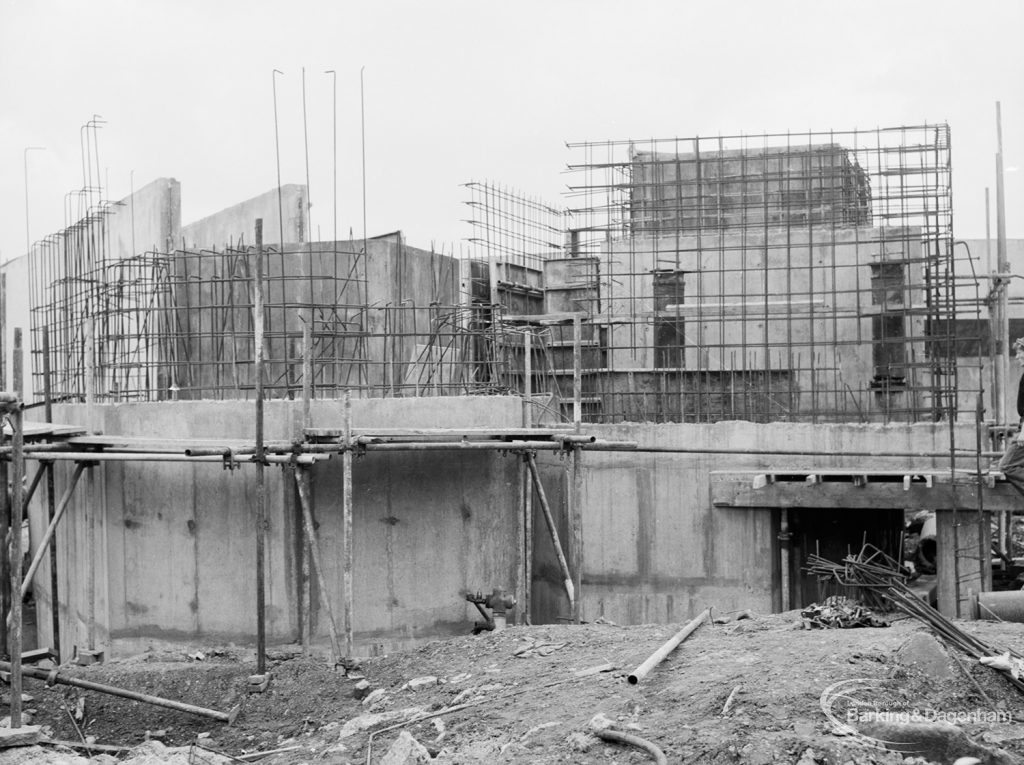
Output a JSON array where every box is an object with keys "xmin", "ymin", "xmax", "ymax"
[{"xmin": 1, "ymin": 0, "xmax": 1022, "ymax": 263}]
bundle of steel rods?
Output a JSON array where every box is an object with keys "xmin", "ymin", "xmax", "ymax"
[
  {"xmin": 807, "ymin": 545, "xmax": 1024, "ymax": 696},
  {"xmin": 804, "ymin": 543, "xmax": 909, "ymax": 611},
  {"xmin": 884, "ymin": 584, "xmax": 1024, "ymax": 694}
]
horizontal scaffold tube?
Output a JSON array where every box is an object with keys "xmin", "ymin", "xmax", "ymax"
[
  {"xmin": 20, "ymin": 451, "xmax": 327, "ymax": 465},
  {"xmin": 347, "ymin": 440, "xmax": 636, "ymax": 452}
]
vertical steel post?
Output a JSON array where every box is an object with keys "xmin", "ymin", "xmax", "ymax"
[
  {"xmin": 10, "ymin": 329, "xmax": 24, "ymax": 727},
  {"xmin": 573, "ymin": 315, "xmax": 582, "ymax": 432},
  {"xmin": 0, "ymin": 273, "xmax": 8, "ymax": 658},
  {"xmin": 571, "ymin": 444, "xmax": 583, "ymax": 624},
  {"xmin": 300, "ymin": 321, "xmax": 312, "ymax": 651},
  {"xmin": 523, "ymin": 331, "xmax": 532, "ymax": 426},
  {"xmin": 43, "ymin": 326, "xmax": 60, "ymax": 657},
  {"xmin": 254, "ymin": 219, "xmax": 267, "ymax": 675},
  {"xmin": 342, "ymin": 390, "xmax": 354, "ymax": 656},
  {"xmin": 523, "ymin": 454, "xmax": 533, "ymax": 626},
  {"xmin": 520, "ymin": 331, "xmax": 533, "ymax": 624}
]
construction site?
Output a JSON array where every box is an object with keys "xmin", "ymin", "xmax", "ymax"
[{"xmin": 1, "ymin": 119, "xmax": 1024, "ymax": 765}]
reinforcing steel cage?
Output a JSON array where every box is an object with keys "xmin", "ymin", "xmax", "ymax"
[
  {"xmin": 28, "ymin": 240, "xmax": 527, "ymax": 402},
  {"xmin": 533, "ymin": 124, "xmax": 978, "ymax": 424},
  {"xmin": 27, "ymin": 125, "xmax": 985, "ymax": 425}
]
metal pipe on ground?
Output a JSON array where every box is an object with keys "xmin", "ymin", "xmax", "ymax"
[
  {"xmin": 0, "ymin": 661, "xmax": 238, "ymax": 723},
  {"xmin": 594, "ymin": 729, "xmax": 668, "ymax": 765},
  {"xmin": 627, "ymin": 608, "xmax": 711, "ymax": 685}
]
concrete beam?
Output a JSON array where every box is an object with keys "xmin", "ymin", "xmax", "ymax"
[{"xmin": 710, "ymin": 472, "xmax": 1020, "ymax": 512}]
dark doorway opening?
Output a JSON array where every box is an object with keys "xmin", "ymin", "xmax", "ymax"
[{"xmin": 787, "ymin": 508, "xmax": 904, "ymax": 608}]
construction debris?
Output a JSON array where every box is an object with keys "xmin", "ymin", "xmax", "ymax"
[
  {"xmin": 0, "ymin": 725, "xmax": 41, "ymax": 747},
  {"xmin": 721, "ymin": 685, "xmax": 741, "ymax": 715},
  {"xmin": 590, "ymin": 715, "xmax": 668, "ymax": 765},
  {"xmin": 800, "ymin": 596, "xmax": 888, "ymax": 629},
  {"xmin": 513, "ymin": 640, "xmax": 567, "ymax": 658},
  {"xmin": 403, "ymin": 676, "xmax": 438, "ymax": 691},
  {"xmin": 247, "ymin": 674, "xmax": 271, "ymax": 694},
  {"xmin": 804, "ymin": 543, "xmax": 911, "ymax": 611},
  {"xmin": 379, "ymin": 730, "xmax": 431, "ymax": 765}
]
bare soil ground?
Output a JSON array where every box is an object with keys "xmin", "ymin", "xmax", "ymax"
[{"xmin": 2, "ymin": 611, "xmax": 1024, "ymax": 764}]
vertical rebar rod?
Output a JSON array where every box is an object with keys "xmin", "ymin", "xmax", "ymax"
[
  {"xmin": 254, "ymin": 219, "xmax": 267, "ymax": 675},
  {"xmin": 10, "ymin": 329, "xmax": 24, "ymax": 727},
  {"xmin": 326, "ymin": 70, "xmax": 337, "ymax": 244},
  {"xmin": 23, "ymin": 147, "xmax": 45, "ymax": 257},
  {"xmin": 360, "ymin": 67, "xmax": 368, "ymax": 246},
  {"xmin": 302, "ymin": 321, "xmax": 312, "ymax": 427},
  {"xmin": 302, "ymin": 66, "xmax": 313, "ymax": 242},
  {"xmin": 996, "ymin": 103, "xmax": 1009, "ymax": 426},
  {"xmin": 272, "ymin": 70, "xmax": 285, "ymax": 251}
]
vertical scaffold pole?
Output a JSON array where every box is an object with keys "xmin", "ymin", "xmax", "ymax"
[
  {"xmin": 254, "ymin": 219, "xmax": 267, "ymax": 675},
  {"xmin": 43, "ymin": 326, "xmax": 60, "ymax": 657},
  {"xmin": 342, "ymin": 390, "xmax": 354, "ymax": 656},
  {"xmin": 0, "ymin": 274, "xmax": 9, "ymax": 659},
  {"xmin": 10, "ymin": 330, "xmax": 24, "ymax": 726}
]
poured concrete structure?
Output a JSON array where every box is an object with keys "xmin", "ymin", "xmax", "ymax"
[
  {"xmin": 32, "ymin": 397, "xmax": 522, "ymax": 658},
  {"xmin": 533, "ymin": 420, "xmax": 993, "ymax": 624},
  {"xmin": 181, "ymin": 185, "xmax": 306, "ymax": 249}
]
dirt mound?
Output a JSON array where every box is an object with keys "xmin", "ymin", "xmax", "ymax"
[{"xmin": 3, "ymin": 613, "xmax": 1024, "ymax": 764}]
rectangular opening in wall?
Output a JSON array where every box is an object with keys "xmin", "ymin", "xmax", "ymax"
[{"xmin": 653, "ymin": 269, "xmax": 686, "ymax": 369}]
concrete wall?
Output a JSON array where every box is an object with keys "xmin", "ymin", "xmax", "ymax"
[
  {"xmin": 1, "ymin": 178, "xmax": 181, "ymax": 402},
  {"xmin": 533, "ymin": 420, "xmax": 970, "ymax": 625},
  {"xmin": 0, "ymin": 255, "xmax": 31, "ymax": 396},
  {"xmin": 166, "ymin": 235, "xmax": 462, "ymax": 399},
  {"xmin": 24, "ymin": 398, "xmax": 975, "ymax": 655},
  {"xmin": 111, "ymin": 178, "xmax": 181, "ymax": 256},
  {"xmin": 181, "ymin": 185, "xmax": 306, "ymax": 249},
  {"xmin": 30, "ymin": 396, "xmax": 522, "ymax": 659}
]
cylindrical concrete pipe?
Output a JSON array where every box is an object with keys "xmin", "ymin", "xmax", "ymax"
[{"xmin": 976, "ymin": 590, "xmax": 1024, "ymax": 622}]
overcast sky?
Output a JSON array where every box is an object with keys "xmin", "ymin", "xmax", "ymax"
[{"xmin": 1, "ymin": 0, "xmax": 1021, "ymax": 263}]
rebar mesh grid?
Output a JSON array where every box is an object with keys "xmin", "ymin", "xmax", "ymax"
[
  {"xmin": 539, "ymin": 125, "xmax": 979, "ymax": 424},
  {"xmin": 464, "ymin": 181, "xmax": 567, "ymax": 274},
  {"xmin": 29, "ymin": 243, "xmax": 529, "ymax": 402}
]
